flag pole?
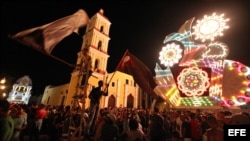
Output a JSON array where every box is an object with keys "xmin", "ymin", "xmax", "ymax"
[{"xmin": 47, "ymin": 54, "xmax": 75, "ymax": 68}]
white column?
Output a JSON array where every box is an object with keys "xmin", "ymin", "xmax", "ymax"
[
  {"xmin": 116, "ymin": 78, "xmax": 121, "ymax": 107},
  {"xmin": 124, "ymin": 85, "xmax": 128, "ymax": 107}
]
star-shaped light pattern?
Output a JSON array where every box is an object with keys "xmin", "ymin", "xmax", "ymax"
[
  {"xmin": 192, "ymin": 13, "xmax": 229, "ymax": 42},
  {"xmin": 177, "ymin": 67, "xmax": 210, "ymax": 97},
  {"xmin": 159, "ymin": 43, "xmax": 183, "ymax": 67}
]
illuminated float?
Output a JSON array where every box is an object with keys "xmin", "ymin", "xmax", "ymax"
[
  {"xmin": 155, "ymin": 13, "xmax": 250, "ymax": 108},
  {"xmin": 7, "ymin": 75, "xmax": 32, "ymax": 104}
]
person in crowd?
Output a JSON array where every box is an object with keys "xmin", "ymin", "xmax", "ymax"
[
  {"xmin": 53, "ymin": 106, "xmax": 66, "ymax": 141},
  {"xmin": 206, "ymin": 115, "xmax": 223, "ymax": 141},
  {"xmin": 76, "ymin": 47, "xmax": 93, "ymax": 87},
  {"xmin": 195, "ymin": 109, "xmax": 202, "ymax": 122},
  {"xmin": 132, "ymin": 110, "xmax": 144, "ymax": 134},
  {"xmin": 174, "ymin": 111, "xmax": 183, "ymax": 138},
  {"xmin": 84, "ymin": 80, "xmax": 108, "ymax": 137},
  {"xmin": 143, "ymin": 109, "xmax": 150, "ymax": 135},
  {"xmin": 162, "ymin": 113, "xmax": 171, "ymax": 141},
  {"xmin": 122, "ymin": 118, "xmax": 146, "ymax": 141},
  {"xmin": 200, "ymin": 115, "xmax": 210, "ymax": 135},
  {"xmin": 223, "ymin": 111, "xmax": 232, "ymax": 125},
  {"xmin": 119, "ymin": 109, "xmax": 130, "ymax": 138},
  {"xmin": 94, "ymin": 113, "xmax": 119, "ymax": 141},
  {"xmin": 35, "ymin": 104, "xmax": 47, "ymax": 133},
  {"xmin": 172, "ymin": 130, "xmax": 181, "ymax": 141},
  {"xmin": 11, "ymin": 105, "xmax": 27, "ymax": 141},
  {"xmin": 216, "ymin": 111, "xmax": 225, "ymax": 128},
  {"xmin": 0, "ymin": 99, "xmax": 14, "ymax": 141},
  {"xmin": 181, "ymin": 114, "xmax": 192, "ymax": 141},
  {"xmin": 148, "ymin": 107, "xmax": 165, "ymax": 141},
  {"xmin": 190, "ymin": 112, "xmax": 202, "ymax": 141}
]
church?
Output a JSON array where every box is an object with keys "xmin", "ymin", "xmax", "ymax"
[{"xmin": 40, "ymin": 9, "xmax": 154, "ymax": 110}]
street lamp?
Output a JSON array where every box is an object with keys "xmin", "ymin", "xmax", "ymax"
[
  {"xmin": 0, "ymin": 77, "xmax": 6, "ymax": 89},
  {"xmin": 0, "ymin": 77, "xmax": 7, "ymax": 98}
]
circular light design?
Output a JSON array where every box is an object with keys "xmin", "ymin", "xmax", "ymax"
[
  {"xmin": 177, "ymin": 67, "xmax": 210, "ymax": 96},
  {"xmin": 159, "ymin": 42, "xmax": 183, "ymax": 67},
  {"xmin": 232, "ymin": 62, "xmax": 239, "ymax": 67},
  {"xmin": 192, "ymin": 13, "xmax": 229, "ymax": 42},
  {"xmin": 237, "ymin": 97, "xmax": 245, "ymax": 103},
  {"xmin": 240, "ymin": 67, "xmax": 247, "ymax": 73},
  {"xmin": 227, "ymin": 100, "xmax": 235, "ymax": 105}
]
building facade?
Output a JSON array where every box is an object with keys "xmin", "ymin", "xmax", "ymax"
[{"xmin": 41, "ymin": 9, "xmax": 152, "ymax": 109}]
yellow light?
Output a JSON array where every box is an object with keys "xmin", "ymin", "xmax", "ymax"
[
  {"xmin": 0, "ymin": 78, "xmax": 6, "ymax": 84},
  {"xmin": 240, "ymin": 90, "xmax": 245, "ymax": 93},
  {"xmin": 0, "ymin": 85, "xmax": 6, "ymax": 90},
  {"xmin": 242, "ymin": 81, "xmax": 248, "ymax": 85},
  {"xmin": 238, "ymin": 72, "xmax": 244, "ymax": 76}
]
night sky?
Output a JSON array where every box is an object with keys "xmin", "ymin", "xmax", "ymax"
[{"xmin": 1, "ymin": 0, "xmax": 249, "ymax": 95}]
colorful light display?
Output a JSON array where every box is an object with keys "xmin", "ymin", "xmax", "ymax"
[
  {"xmin": 7, "ymin": 75, "xmax": 32, "ymax": 104},
  {"xmin": 159, "ymin": 42, "xmax": 183, "ymax": 67},
  {"xmin": 192, "ymin": 13, "xmax": 229, "ymax": 42},
  {"xmin": 177, "ymin": 67, "xmax": 210, "ymax": 97},
  {"xmin": 155, "ymin": 12, "xmax": 250, "ymax": 108}
]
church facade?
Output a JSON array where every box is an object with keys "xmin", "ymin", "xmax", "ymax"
[{"xmin": 41, "ymin": 9, "xmax": 152, "ymax": 109}]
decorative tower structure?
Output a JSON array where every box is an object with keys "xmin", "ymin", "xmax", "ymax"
[
  {"xmin": 7, "ymin": 75, "xmax": 32, "ymax": 104},
  {"xmin": 65, "ymin": 9, "xmax": 111, "ymax": 109}
]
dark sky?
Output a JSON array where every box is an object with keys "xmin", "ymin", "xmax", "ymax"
[{"xmin": 1, "ymin": 0, "xmax": 249, "ymax": 95}]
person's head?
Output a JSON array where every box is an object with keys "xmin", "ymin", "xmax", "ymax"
[
  {"xmin": 207, "ymin": 115, "xmax": 218, "ymax": 127},
  {"xmin": 129, "ymin": 118, "xmax": 139, "ymax": 130},
  {"xmin": 105, "ymin": 113, "xmax": 116, "ymax": 123},
  {"xmin": 180, "ymin": 114, "xmax": 186, "ymax": 121},
  {"xmin": 65, "ymin": 105, "xmax": 71, "ymax": 112},
  {"xmin": 216, "ymin": 111, "xmax": 225, "ymax": 119},
  {"xmin": 98, "ymin": 80, "xmax": 103, "ymax": 87},
  {"xmin": 196, "ymin": 109, "xmax": 201, "ymax": 115},
  {"xmin": 190, "ymin": 112, "xmax": 196, "ymax": 119},
  {"xmin": 153, "ymin": 107, "xmax": 159, "ymax": 113}
]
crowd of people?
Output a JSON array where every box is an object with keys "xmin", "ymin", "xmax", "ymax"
[{"xmin": 1, "ymin": 98, "xmax": 250, "ymax": 141}]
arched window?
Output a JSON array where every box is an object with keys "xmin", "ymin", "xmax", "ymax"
[
  {"xmin": 100, "ymin": 26, "xmax": 104, "ymax": 33},
  {"xmin": 94, "ymin": 59, "xmax": 100, "ymax": 72},
  {"xmin": 97, "ymin": 41, "xmax": 102, "ymax": 51},
  {"xmin": 61, "ymin": 96, "xmax": 65, "ymax": 106},
  {"xmin": 127, "ymin": 94, "xmax": 134, "ymax": 108},
  {"xmin": 108, "ymin": 95, "xmax": 116, "ymax": 108}
]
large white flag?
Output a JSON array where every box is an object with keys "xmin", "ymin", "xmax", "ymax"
[{"xmin": 11, "ymin": 9, "xmax": 89, "ymax": 54}]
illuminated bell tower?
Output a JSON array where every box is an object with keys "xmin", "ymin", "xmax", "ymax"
[{"xmin": 66, "ymin": 9, "xmax": 111, "ymax": 108}]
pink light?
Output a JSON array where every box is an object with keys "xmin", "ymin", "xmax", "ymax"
[
  {"xmin": 237, "ymin": 95, "xmax": 250, "ymax": 100},
  {"xmin": 221, "ymin": 99, "xmax": 231, "ymax": 107}
]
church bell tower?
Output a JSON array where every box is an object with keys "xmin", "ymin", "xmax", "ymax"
[{"xmin": 65, "ymin": 9, "xmax": 111, "ymax": 108}]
